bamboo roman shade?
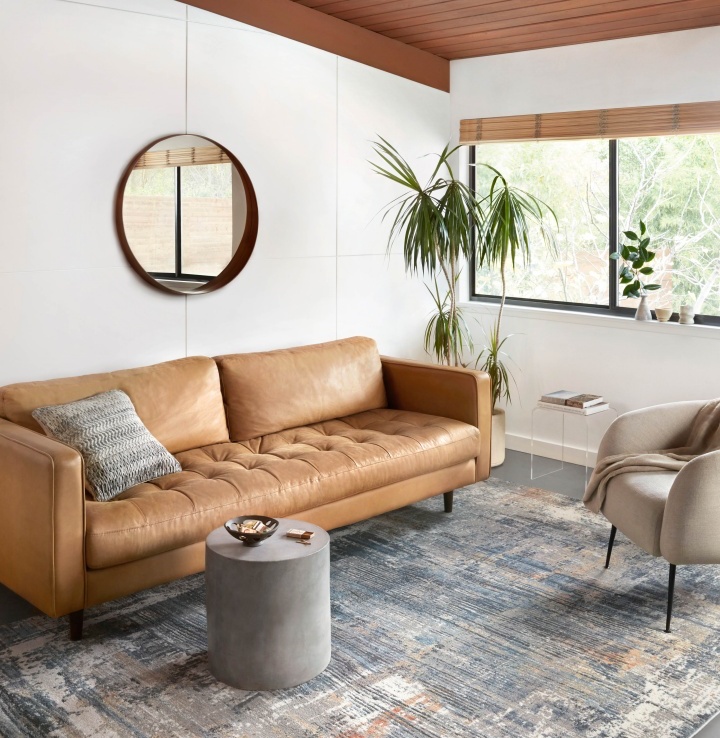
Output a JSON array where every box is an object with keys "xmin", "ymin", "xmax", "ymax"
[
  {"xmin": 460, "ymin": 100, "xmax": 720, "ymax": 144},
  {"xmin": 133, "ymin": 145, "xmax": 230, "ymax": 169}
]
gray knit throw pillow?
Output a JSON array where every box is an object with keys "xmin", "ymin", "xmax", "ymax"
[{"xmin": 32, "ymin": 389, "xmax": 182, "ymax": 502}]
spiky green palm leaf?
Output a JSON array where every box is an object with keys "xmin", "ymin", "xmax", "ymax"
[
  {"xmin": 476, "ymin": 331, "xmax": 517, "ymax": 408},
  {"xmin": 473, "ymin": 165, "xmax": 558, "ymax": 408},
  {"xmin": 371, "ymin": 138, "xmax": 484, "ymax": 276},
  {"xmin": 424, "ymin": 278, "xmax": 474, "ymax": 366},
  {"xmin": 371, "ymin": 138, "xmax": 484, "ymax": 367},
  {"xmin": 475, "ymin": 168, "xmax": 557, "ymax": 277}
]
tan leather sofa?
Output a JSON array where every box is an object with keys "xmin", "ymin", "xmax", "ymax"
[{"xmin": 0, "ymin": 337, "xmax": 491, "ymax": 639}]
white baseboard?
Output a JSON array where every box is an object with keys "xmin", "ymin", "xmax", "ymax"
[{"xmin": 505, "ymin": 432, "xmax": 598, "ymax": 468}]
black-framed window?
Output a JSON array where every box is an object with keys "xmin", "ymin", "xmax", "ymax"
[
  {"xmin": 123, "ymin": 162, "xmax": 234, "ymax": 283},
  {"xmin": 469, "ymin": 133, "xmax": 720, "ymax": 325}
]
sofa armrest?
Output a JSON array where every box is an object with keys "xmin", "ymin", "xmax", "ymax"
[
  {"xmin": 380, "ymin": 356, "xmax": 492, "ymax": 482},
  {"xmin": 0, "ymin": 418, "xmax": 86, "ymax": 617},
  {"xmin": 660, "ymin": 449, "xmax": 720, "ymax": 565},
  {"xmin": 596, "ymin": 400, "xmax": 705, "ymax": 463}
]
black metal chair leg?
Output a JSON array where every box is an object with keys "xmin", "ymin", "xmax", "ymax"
[
  {"xmin": 665, "ymin": 564, "xmax": 676, "ymax": 633},
  {"xmin": 443, "ymin": 491, "xmax": 454, "ymax": 513},
  {"xmin": 604, "ymin": 525, "xmax": 617, "ymax": 569}
]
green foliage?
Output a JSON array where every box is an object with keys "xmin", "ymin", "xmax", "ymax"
[
  {"xmin": 475, "ymin": 165, "xmax": 558, "ymax": 276},
  {"xmin": 475, "ymin": 329, "xmax": 515, "ymax": 409},
  {"xmin": 473, "ymin": 140, "xmax": 608, "ymax": 305},
  {"xmin": 371, "ymin": 138, "xmax": 483, "ymax": 276},
  {"xmin": 371, "ymin": 139, "xmax": 557, "ymax": 410},
  {"xmin": 371, "ymin": 138, "xmax": 484, "ymax": 366},
  {"xmin": 618, "ymin": 135, "xmax": 720, "ymax": 312},
  {"xmin": 474, "ymin": 164, "xmax": 558, "ymax": 409},
  {"xmin": 610, "ymin": 220, "xmax": 661, "ymax": 298},
  {"xmin": 474, "ymin": 134, "xmax": 720, "ymax": 315},
  {"xmin": 424, "ymin": 278, "xmax": 474, "ymax": 367}
]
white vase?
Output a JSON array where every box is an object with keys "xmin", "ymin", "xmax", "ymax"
[
  {"xmin": 635, "ymin": 294, "xmax": 652, "ymax": 321},
  {"xmin": 679, "ymin": 305, "xmax": 695, "ymax": 324},
  {"xmin": 491, "ymin": 409, "xmax": 506, "ymax": 468}
]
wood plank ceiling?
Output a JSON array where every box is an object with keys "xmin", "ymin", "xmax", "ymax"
[{"xmin": 291, "ymin": 0, "xmax": 720, "ymax": 59}]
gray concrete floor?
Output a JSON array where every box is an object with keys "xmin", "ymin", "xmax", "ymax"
[
  {"xmin": 492, "ymin": 448, "xmax": 589, "ymax": 500},
  {"xmin": 0, "ymin": 449, "xmax": 717, "ymax": 735}
]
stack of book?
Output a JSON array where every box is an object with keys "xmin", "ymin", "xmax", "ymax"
[{"xmin": 538, "ymin": 391, "xmax": 609, "ymax": 415}]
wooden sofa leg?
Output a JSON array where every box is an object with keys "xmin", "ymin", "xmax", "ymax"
[
  {"xmin": 444, "ymin": 491, "xmax": 454, "ymax": 513},
  {"xmin": 69, "ymin": 610, "xmax": 84, "ymax": 641}
]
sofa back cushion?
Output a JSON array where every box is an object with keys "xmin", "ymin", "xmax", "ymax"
[
  {"xmin": 215, "ymin": 337, "xmax": 387, "ymax": 441},
  {"xmin": 0, "ymin": 357, "xmax": 229, "ymax": 454}
]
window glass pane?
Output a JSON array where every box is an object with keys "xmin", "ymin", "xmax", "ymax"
[
  {"xmin": 180, "ymin": 163, "xmax": 233, "ymax": 277},
  {"xmin": 618, "ymin": 134, "xmax": 720, "ymax": 316},
  {"xmin": 122, "ymin": 167, "xmax": 176, "ymax": 274},
  {"xmin": 474, "ymin": 140, "xmax": 610, "ymax": 305}
]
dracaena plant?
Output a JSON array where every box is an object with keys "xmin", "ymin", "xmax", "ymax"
[
  {"xmin": 475, "ymin": 328, "xmax": 515, "ymax": 409},
  {"xmin": 611, "ymin": 220, "xmax": 661, "ymax": 298},
  {"xmin": 371, "ymin": 138, "xmax": 484, "ymax": 367},
  {"xmin": 474, "ymin": 165, "xmax": 558, "ymax": 410}
]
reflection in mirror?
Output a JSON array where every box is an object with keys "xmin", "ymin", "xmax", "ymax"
[{"xmin": 117, "ymin": 134, "xmax": 257, "ymax": 295}]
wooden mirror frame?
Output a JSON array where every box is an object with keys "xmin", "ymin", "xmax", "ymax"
[{"xmin": 115, "ymin": 134, "xmax": 259, "ymax": 296}]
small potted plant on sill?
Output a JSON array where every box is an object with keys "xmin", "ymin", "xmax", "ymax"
[{"xmin": 612, "ymin": 220, "xmax": 661, "ymax": 320}]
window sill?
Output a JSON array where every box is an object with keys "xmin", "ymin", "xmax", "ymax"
[{"xmin": 459, "ymin": 300, "xmax": 720, "ymax": 341}]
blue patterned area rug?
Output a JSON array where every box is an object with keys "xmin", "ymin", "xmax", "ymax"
[{"xmin": 1, "ymin": 479, "xmax": 720, "ymax": 737}]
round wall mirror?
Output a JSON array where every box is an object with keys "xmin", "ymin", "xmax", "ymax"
[{"xmin": 116, "ymin": 134, "xmax": 258, "ymax": 295}]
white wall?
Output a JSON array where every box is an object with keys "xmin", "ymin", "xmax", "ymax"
[
  {"xmin": 451, "ymin": 26, "xmax": 720, "ymax": 120},
  {"xmin": 7, "ymin": 0, "xmax": 716, "ymax": 467},
  {"xmin": 0, "ymin": 0, "xmax": 449, "ymax": 384},
  {"xmin": 451, "ymin": 26, "xmax": 720, "ymax": 463}
]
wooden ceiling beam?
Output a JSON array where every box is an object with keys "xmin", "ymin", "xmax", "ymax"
[{"xmin": 183, "ymin": 0, "xmax": 450, "ymax": 91}]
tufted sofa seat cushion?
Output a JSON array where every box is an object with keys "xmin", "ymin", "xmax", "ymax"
[{"xmin": 85, "ymin": 408, "xmax": 480, "ymax": 569}]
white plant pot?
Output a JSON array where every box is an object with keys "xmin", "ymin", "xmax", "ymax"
[{"xmin": 491, "ymin": 409, "xmax": 506, "ymax": 468}]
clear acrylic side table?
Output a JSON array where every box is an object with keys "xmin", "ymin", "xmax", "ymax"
[{"xmin": 530, "ymin": 404, "xmax": 618, "ymax": 486}]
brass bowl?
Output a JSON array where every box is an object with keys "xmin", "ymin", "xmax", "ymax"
[{"xmin": 224, "ymin": 515, "xmax": 279, "ymax": 546}]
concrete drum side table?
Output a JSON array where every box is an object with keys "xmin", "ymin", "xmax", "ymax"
[{"xmin": 206, "ymin": 518, "xmax": 331, "ymax": 690}]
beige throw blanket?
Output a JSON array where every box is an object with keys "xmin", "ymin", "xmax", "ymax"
[{"xmin": 583, "ymin": 399, "xmax": 720, "ymax": 513}]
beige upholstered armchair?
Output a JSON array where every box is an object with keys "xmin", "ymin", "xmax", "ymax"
[{"xmin": 590, "ymin": 399, "xmax": 718, "ymax": 633}]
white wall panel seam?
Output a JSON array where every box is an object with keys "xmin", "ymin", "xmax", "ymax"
[{"xmin": 335, "ymin": 55, "xmax": 340, "ymax": 341}]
